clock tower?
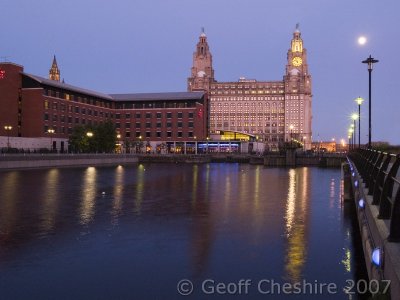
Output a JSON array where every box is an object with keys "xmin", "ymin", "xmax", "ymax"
[
  {"xmin": 187, "ymin": 28, "xmax": 215, "ymax": 91},
  {"xmin": 284, "ymin": 24, "xmax": 312, "ymax": 150}
]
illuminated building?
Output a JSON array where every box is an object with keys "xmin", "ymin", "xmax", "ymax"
[
  {"xmin": 188, "ymin": 25, "xmax": 312, "ymax": 150},
  {"xmin": 0, "ymin": 61, "xmax": 208, "ymax": 152}
]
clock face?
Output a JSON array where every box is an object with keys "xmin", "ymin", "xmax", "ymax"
[{"xmin": 292, "ymin": 57, "xmax": 303, "ymax": 67}]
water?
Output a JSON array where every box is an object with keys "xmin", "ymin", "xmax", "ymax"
[{"xmin": 0, "ymin": 164, "xmax": 367, "ymax": 299}]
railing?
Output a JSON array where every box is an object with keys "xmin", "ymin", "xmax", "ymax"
[{"xmin": 348, "ymin": 149, "xmax": 400, "ymax": 241}]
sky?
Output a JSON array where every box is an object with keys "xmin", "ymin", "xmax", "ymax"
[{"xmin": 1, "ymin": 0, "xmax": 399, "ymax": 144}]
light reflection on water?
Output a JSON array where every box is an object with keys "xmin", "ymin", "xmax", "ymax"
[{"xmin": 0, "ymin": 164, "xmax": 367, "ymax": 299}]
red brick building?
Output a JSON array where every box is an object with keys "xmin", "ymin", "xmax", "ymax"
[{"xmin": 0, "ymin": 61, "xmax": 208, "ymax": 151}]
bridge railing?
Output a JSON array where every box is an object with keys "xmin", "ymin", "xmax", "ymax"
[{"xmin": 348, "ymin": 149, "xmax": 400, "ymax": 242}]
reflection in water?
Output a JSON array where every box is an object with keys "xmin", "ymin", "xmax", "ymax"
[
  {"xmin": 40, "ymin": 169, "xmax": 60, "ymax": 234},
  {"xmin": 134, "ymin": 164, "xmax": 145, "ymax": 214},
  {"xmin": 80, "ymin": 167, "xmax": 97, "ymax": 225},
  {"xmin": 0, "ymin": 172, "xmax": 19, "ymax": 235},
  {"xmin": 284, "ymin": 167, "xmax": 309, "ymax": 283},
  {"xmin": 0, "ymin": 165, "xmax": 368, "ymax": 299},
  {"xmin": 342, "ymin": 245, "xmax": 352, "ymax": 273},
  {"xmin": 190, "ymin": 164, "xmax": 213, "ymax": 277},
  {"xmin": 112, "ymin": 165, "xmax": 125, "ymax": 225}
]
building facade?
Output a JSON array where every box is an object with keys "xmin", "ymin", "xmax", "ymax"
[
  {"xmin": 188, "ymin": 25, "xmax": 312, "ymax": 150},
  {"xmin": 0, "ymin": 62, "xmax": 208, "ymax": 152}
]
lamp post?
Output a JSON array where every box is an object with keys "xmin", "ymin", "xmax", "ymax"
[
  {"xmin": 86, "ymin": 131, "xmax": 93, "ymax": 153},
  {"xmin": 289, "ymin": 125, "xmax": 294, "ymax": 147},
  {"xmin": 351, "ymin": 113, "xmax": 358, "ymax": 149},
  {"xmin": 362, "ymin": 55, "xmax": 379, "ymax": 148},
  {"xmin": 47, "ymin": 128, "xmax": 55, "ymax": 152},
  {"xmin": 347, "ymin": 135, "xmax": 351, "ymax": 152},
  {"xmin": 348, "ymin": 128, "xmax": 354, "ymax": 151},
  {"xmin": 4, "ymin": 125, "xmax": 12, "ymax": 150},
  {"xmin": 350, "ymin": 123, "xmax": 355, "ymax": 150},
  {"xmin": 355, "ymin": 97, "xmax": 364, "ymax": 148},
  {"xmin": 116, "ymin": 133, "xmax": 121, "ymax": 153}
]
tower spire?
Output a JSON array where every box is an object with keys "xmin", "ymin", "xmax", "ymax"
[
  {"xmin": 49, "ymin": 55, "xmax": 60, "ymax": 81},
  {"xmin": 187, "ymin": 30, "xmax": 215, "ymax": 91}
]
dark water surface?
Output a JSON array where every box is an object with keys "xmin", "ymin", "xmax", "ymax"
[{"xmin": 0, "ymin": 164, "xmax": 367, "ymax": 299}]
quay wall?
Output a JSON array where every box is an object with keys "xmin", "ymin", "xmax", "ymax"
[
  {"xmin": 0, "ymin": 152, "xmax": 346, "ymax": 170},
  {"xmin": 344, "ymin": 160, "xmax": 400, "ymax": 298},
  {"xmin": 0, "ymin": 154, "xmax": 139, "ymax": 170}
]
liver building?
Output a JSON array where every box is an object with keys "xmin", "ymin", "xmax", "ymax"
[{"xmin": 188, "ymin": 25, "xmax": 312, "ymax": 150}]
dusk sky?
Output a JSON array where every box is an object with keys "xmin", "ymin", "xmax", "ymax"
[{"xmin": 1, "ymin": 0, "xmax": 398, "ymax": 144}]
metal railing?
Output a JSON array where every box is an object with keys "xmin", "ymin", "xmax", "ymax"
[{"xmin": 348, "ymin": 149, "xmax": 400, "ymax": 242}]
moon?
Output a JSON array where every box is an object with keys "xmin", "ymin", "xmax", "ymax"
[{"xmin": 358, "ymin": 36, "xmax": 367, "ymax": 45}]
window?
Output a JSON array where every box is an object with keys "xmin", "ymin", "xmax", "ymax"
[
  {"xmin": 125, "ymin": 113, "xmax": 131, "ymax": 119},
  {"xmin": 156, "ymin": 113, "xmax": 162, "ymax": 119},
  {"xmin": 177, "ymin": 122, "xmax": 183, "ymax": 128},
  {"xmin": 126, "ymin": 132, "xmax": 131, "ymax": 138},
  {"xmin": 156, "ymin": 132, "xmax": 161, "ymax": 138},
  {"xmin": 178, "ymin": 132, "xmax": 183, "ymax": 138},
  {"xmin": 188, "ymin": 112, "xmax": 194, "ymax": 118},
  {"xmin": 188, "ymin": 132, "xmax": 193, "ymax": 137},
  {"xmin": 68, "ymin": 116, "xmax": 72, "ymax": 123},
  {"xmin": 136, "ymin": 132, "xmax": 141, "ymax": 138},
  {"xmin": 146, "ymin": 132, "xmax": 151, "ymax": 138},
  {"xmin": 44, "ymin": 113, "xmax": 49, "ymax": 121},
  {"xmin": 166, "ymin": 122, "xmax": 172, "ymax": 128},
  {"xmin": 116, "ymin": 123, "xmax": 120, "ymax": 128},
  {"xmin": 167, "ymin": 112, "xmax": 172, "ymax": 119},
  {"xmin": 145, "ymin": 113, "xmax": 151, "ymax": 119},
  {"xmin": 136, "ymin": 113, "xmax": 141, "ymax": 118},
  {"xmin": 126, "ymin": 123, "xmax": 131, "ymax": 128},
  {"xmin": 75, "ymin": 107, "xmax": 79, "ymax": 113},
  {"xmin": 116, "ymin": 114, "xmax": 121, "ymax": 119},
  {"xmin": 156, "ymin": 123, "xmax": 161, "ymax": 128},
  {"xmin": 44, "ymin": 100, "xmax": 49, "ymax": 109},
  {"xmin": 167, "ymin": 131, "xmax": 172, "ymax": 137},
  {"xmin": 178, "ymin": 112, "xmax": 183, "ymax": 118},
  {"xmin": 188, "ymin": 122, "xmax": 194, "ymax": 128},
  {"xmin": 136, "ymin": 122, "xmax": 141, "ymax": 128},
  {"xmin": 146, "ymin": 123, "xmax": 151, "ymax": 128}
]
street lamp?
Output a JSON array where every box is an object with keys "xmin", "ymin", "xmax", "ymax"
[
  {"xmin": 355, "ymin": 97, "xmax": 364, "ymax": 148},
  {"xmin": 86, "ymin": 131, "xmax": 93, "ymax": 153},
  {"xmin": 351, "ymin": 113, "xmax": 358, "ymax": 149},
  {"xmin": 348, "ymin": 128, "xmax": 354, "ymax": 151},
  {"xmin": 347, "ymin": 135, "xmax": 351, "ymax": 152},
  {"xmin": 47, "ymin": 128, "xmax": 55, "ymax": 152},
  {"xmin": 362, "ymin": 55, "xmax": 379, "ymax": 148},
  {"xmin": 289, "ymin": 125, "xmax": 294, "ymax": 146},
  {"xmin": 116, "ymin": 133, "xmax": 121, "ymax": 153},
  {"xmin": 4, "ymin": 125, "xmax": 12, "ymax": 150}
]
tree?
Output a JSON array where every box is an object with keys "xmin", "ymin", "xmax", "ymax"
[{"xmin": 68, "ymin": 121, "xmax": 117, "ymax": 153}]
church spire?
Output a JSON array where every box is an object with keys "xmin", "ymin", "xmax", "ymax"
[{"xmin": 49, "ymin": 55, "xmax": 60, "ymax": 81}]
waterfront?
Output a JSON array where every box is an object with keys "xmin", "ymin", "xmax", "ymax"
[{"xmin": 0, "ymin": 164, "xmax": 367, "ymax": 299}]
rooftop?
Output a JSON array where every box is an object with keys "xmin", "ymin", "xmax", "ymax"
[{"xmin": 110, "ymin": 91, "xmax": 205, "ymax": 101}]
